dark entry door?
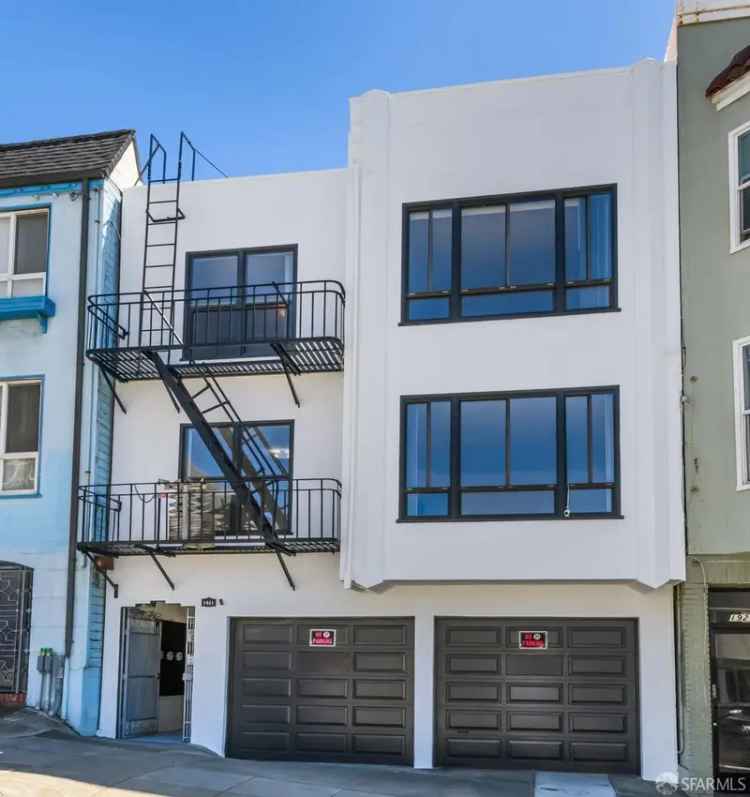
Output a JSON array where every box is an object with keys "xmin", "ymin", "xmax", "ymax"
[
  {"xmin": 435, "ymin": 618, "xmax": 640, "ymax": 773},
  {"xmin": 0, "ymin": 565, "xmax": 32, "ymax": 695},
  {"xmin": 712, "ymin": 630, "xmax": 750, "ymax": 775},
  {"xmin": 119, "ymin": 609, "xmax": 161, "ymax": 737},
  {"xmin": 227, "ymin": 618, "xmax": 413, "ymax": 764}
]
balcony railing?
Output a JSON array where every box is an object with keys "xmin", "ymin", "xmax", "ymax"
[
  {"xmin": 86, "ymin": 280, "xmax": 345, "ymax": 381},
  {"xmin": 78, "ymin": 477, "xmax": 341, "ymax": 555}
]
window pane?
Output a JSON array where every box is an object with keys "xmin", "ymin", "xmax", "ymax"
[
  {"xmin": 743, "ymin": 346, "xmax": 750, "ymax": 411},
  {"xmin": 240, "ymin": 424, "xmax": 291, "ymax": 477},
  {"xmin": 408, "ymin": 212, "xmax": 429, "ymax": 293},
  {"xmin": 0, "ymin": 218, "xmax": 10, "ymax": 275},
  {"xmin": 430, "ymin": 401, "xmax": 451, "ymax": 488},
  {"xmin": 461, "ymin": 290, "xmax": 553, "ymax": 317},
  {"xmin": 405, "ymin": 403, "xmax": 427, "ymax": 488},
  {"xmin": 189, "ymin": 255, "xmax": 239, "ymax": 293},
  {"xmin": 183, "ymin": 426, "xmax": 233, "ymax": 479},
  {"xmin": 407, "ymin": 492, "xmax": 448, "ymax": 517},
  {"xmin": 461, "ymin": 206, "xmax": 506, "ymax": 289},
  {"xmin": 2, "ymin": 458, "xmax": 35, "ymax": 491},
  {"xmin": 742, "ymin": 187, "xmax": 750, "ymax": 239},
  {"xmin": 508, "ymin": 201, "xmax": 555, "ymax": 285},
  {"xmin": 11, "ymin": 277, "xmax": 45, "ymax": 297},
  {"xmin": 565, "ymin": 286, "xmax": 609, "ymax": 310},
  {"xmin": 566, "ymin": 396, "xmax": 589, "ymax": 484},
  {"xmin": 431, "ymin": 210, "xmax": 452, "ymax": 291},
  {"xmin": 460, "ymin": 400, "xmax": 505, "ymax": 486},
  {"xmin": 6, "ymin": 382, "xmax": 40, "ymax": 453},
  {"xmin": 740, "ymin": 131, "xmax": 750, "ymax": 184},
  {"xmin": 569, "ymin": 487, "xmax": 612, "ymax": 514},
  {"xmin": 407, "ymin": 297, "xmax": 450, "ymax": 321},
  {"xmin": 246, "ymin": 251, "xmax": 294, "ymax": 295},
  {"xmin": 564, "ymin": 198, "xmax": 587, "ymax": 282},
  {"xmin": 461, "ymin": 490, "xmax": 555, "ymax": 515},
  {"xmin": 509, "ymin": 397, "xmax": 557, "ymax": 485},
  {"xmin": 589, "ymin": 194, "xmax": 613, "ymax": 279},
  {"xmin": 14, "ymin": 213, "xmax": 47, "ymax": 275},
  {"xmin": 591, "ymin": 393, "xmax": 615, "ymax": 483}
]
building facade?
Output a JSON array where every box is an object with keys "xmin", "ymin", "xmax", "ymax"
[
  {"xmin": 80, "ymin": 61, "xmax": 682, "ymax": 778},
  {"xmin": 0, "ymin": 131, "xmax": 138, "ymax": 728},
  {"xmin": 672, "ymin": 0, "xmax": 750, "ymax": 781}
]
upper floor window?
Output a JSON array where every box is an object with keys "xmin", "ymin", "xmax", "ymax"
[
  {"xmin": 0, "ymin": 210, "xmax": 49, "ymax": 298},
  {"xmin": 185, "ymin": 246, "xmax": 296, "ymax": 358},
  {"xmin": 402, "ymin": 187, "xmax": 616, "ymax": 323},
  {"xmin": 0, "ymin": 380, "xmax": 41, "ymax": 494},
  {"xmin": 400, "ymin": 387, "xmax": 619, "ymax": 520},
  {"xmin": 730, "ymin": 123, "xmax": 750, "ymax": 253},
  {"xmin": 733, "ymin": 337, "xmax": 750, "ymax": 489}
]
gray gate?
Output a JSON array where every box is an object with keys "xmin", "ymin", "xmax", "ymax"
[
  {"xmin": 119, "ymin": 608, "xmax": 161, "ymax": 737},
  {"xmin": 0, "ymin": 564, "xmax": 32, "ymax": 695}
]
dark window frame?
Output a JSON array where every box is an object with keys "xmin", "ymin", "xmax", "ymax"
[
  {"xmin": 183, "ymin": 244, "xmax": 298, "ymax": 358},
  {"xmin": 400, "ymin": 185, "xmax": 618, "ymax": 325},
  {"xmin": 398, "ymin": 387, "xmax": 621, "ymax": 522}
]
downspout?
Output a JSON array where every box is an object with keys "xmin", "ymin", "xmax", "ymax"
[{"xmin": 64, "ymin": 177, "xmax": 91, "ymax": 657}]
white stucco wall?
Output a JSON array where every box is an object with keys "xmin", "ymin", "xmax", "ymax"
[
  {"xmin": 97, "ymin": 555, "xmax": 677, "ymax": 780},
  {"xmin": 343, "ymin": 59, "xmax": 684, "ymax": 589}
]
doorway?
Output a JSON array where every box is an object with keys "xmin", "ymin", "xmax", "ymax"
[
  {"xmin": 0, "ymin": 563, "xmax": 32, "ymax": 701},
  {"xmin": 118, "ymin": 603, "xmax": 194, "ymax": 742},
  {"xmin": 710, "ymin": 590, "xmax": 750, "ymax": 779}
]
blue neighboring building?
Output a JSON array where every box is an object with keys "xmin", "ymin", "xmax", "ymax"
[{"xmin": 0, "ymin": 131, "xmax": 138, "ymax": 731}]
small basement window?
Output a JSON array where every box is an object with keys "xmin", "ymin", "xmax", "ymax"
[{"xmin": 0, "ymin": 210, "xmax": 49, "ymax": 298}]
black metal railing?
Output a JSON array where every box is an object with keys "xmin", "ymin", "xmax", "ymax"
[
  {"xmin": 86, "ymin": 280, "xmax": 345, "ymax": 380},
  {"xmin": 78, "ymin": 477, "xmax": 341, "ymax": 554}
]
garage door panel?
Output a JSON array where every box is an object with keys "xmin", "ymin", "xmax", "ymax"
[
  {"xmin": 353, "ymin": 679, "xmax": 407, "ymax": 700},
  {"xmin": 297, "ymin": 678, "xmax": 348, "ymax": 699},
  {"xmin": 228, "ymin": 618, "xmax": 413, "ymax": 764},
  {"xmin": 435, "ymin": 618, "xmax": 639, "ymax": 774},
  {"xmin": 508, "ymin": 711, "xmax": 562, "ymax": 732}
]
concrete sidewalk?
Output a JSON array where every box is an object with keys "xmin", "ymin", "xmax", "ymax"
[{"xmin": 0, "ymin": 714, "xmax": 660, "ymax": 797}]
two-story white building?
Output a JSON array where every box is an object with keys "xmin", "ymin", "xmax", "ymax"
[{"xmin": 83, "ymin": 60, "xmax": 683, "ymax": 779}]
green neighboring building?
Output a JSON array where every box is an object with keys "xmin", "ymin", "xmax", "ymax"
[{"xmin": 673, "ymin": 0, "xmax": 750, "ymax": 781}]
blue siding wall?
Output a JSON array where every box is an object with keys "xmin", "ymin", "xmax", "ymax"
[{"xmin": 78, "ymin": 183, "xmax": 120, "ymax": 734}]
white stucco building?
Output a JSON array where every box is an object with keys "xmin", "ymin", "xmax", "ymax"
[{"xmin": 82, "ymin": 60, "xmax": 683, "ymax": 778}]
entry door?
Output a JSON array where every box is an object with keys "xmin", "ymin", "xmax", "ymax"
[
  {"xmin": 0, "ymin": 566, "xmax": 32, "ymax": 694},
  {"xmin": 712, "ymin": 630, "xmax": 750, "ymax": 775},
  {"xmin": 120, "ymin": 609, "xmax": 161, "ymax": 737}
]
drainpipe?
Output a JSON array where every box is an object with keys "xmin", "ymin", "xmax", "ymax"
[{"xmin": 64, "ymin": 177, "xmax": 91, "ymax": 657}]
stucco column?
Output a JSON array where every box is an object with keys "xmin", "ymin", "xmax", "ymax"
[{"xmin": 413, "ymin": 611, "xmax": 434, "ymax": 768}]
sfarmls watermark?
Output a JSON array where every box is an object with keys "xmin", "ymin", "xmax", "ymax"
[{"xmin": 657, "ymin": 772, "xmax": 748, "ymax": 794}]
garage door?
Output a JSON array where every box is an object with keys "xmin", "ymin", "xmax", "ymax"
[
  {"xmin": 435, "ymin": 618, "xmax": 639, "ymax": 773},
  {"xmin": 228, "ymin": 618, "xmax": 413, "ymax": 764}
]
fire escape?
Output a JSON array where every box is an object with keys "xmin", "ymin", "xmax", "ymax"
[{"xmin": 79, "ymin": 134, "xmax": 345, "ymax": 591}]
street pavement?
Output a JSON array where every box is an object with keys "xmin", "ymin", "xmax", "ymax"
[{"xmin": 0, "ymin": 709, "xmax": 660, "ymax": 797}]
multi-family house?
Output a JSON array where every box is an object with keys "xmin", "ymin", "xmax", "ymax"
[
  {"xmin": 670, "ymin": 0, "xmax": 750, "ymax": 782},
  {"xmin": 78, "ymin": 60, "xmax": 682, "ymax": 778},
  {"xmin": 0, "ymin": 131, "xmax": 138, "ymax": 727}
]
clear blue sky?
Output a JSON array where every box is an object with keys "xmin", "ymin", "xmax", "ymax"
[{"xmin": 3, "ymin": 0, "xmax": 674, "ymax": 177}]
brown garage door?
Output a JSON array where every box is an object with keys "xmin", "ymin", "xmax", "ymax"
[
  {"xmin": 228, "ymin": 618, "xmax": 413, "ymax": 764},
  {"xmin": 435, "ymin": 618, "xmax": 639, "ymax": 773}
]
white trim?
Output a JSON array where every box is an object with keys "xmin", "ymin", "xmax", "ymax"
[
  {"xmin": 732, "ymin": 336, "xmax": 750, "ymax": 490},
  {"xmin": 0, "ymin": 208, "xmax": 48, "ymax": 298},
  {"xmin": 712, "ymin": 71, "xmax": 750, "ymax": 111},
  {"xmin": 728, "ymin": 120, "xmax": 750, "ymax": 253}
]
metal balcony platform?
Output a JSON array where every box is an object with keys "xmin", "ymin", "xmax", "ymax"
[
  {"xmin": 88, "ymin": 337, "xmax": 344, "ymax": 382},
  {"xmin": 86, "ymin": 279, "xmax": 345, "ymax": 383}
]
